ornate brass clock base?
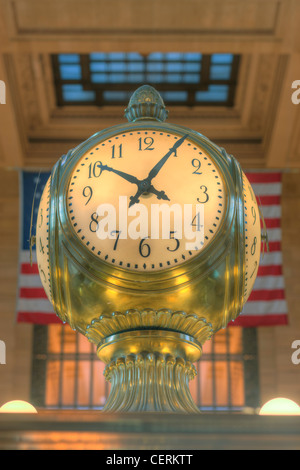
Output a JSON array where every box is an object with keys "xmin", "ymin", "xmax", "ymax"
[
  {"xmin": 103, "ymin": 351, "xmax": 199, "ymax": 413},
  {"xmin": 86, "ymin": 310, "xmax": 213, "ymax": 413}
]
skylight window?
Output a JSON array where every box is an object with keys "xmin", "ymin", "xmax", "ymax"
[{"xmin": 52, "ymin": 52, "xmax": 240, "ymax": 107}]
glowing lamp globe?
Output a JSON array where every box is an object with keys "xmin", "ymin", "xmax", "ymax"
[
  {"xmin": 259, "ymin": 398, "xmax": 300, "ymax": 416},
  {"xmin": 34, "ymin": 85, "xmax": 264, "ymax": 413},
  {"xmin": 0, "ymin": 400, "xmax": 37, "ymax": 413}
]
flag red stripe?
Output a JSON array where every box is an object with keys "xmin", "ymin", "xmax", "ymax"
[
  {"xmin": 20, "ymin": 288, "xmax": 48, "ymax": 299},
  {"xmin": 228, "ymin": 314, "xmax": 288, "ymax": 327},
  {"xmin": 248, "ymin": 289, "xmax": 285, "ymax": 301},
  {"xmin": 257, "ymin": 265, "xmax": 282, "ymax": 276},
  {"xmin": 257, "ymin": 195, "xmax": 281, "ymax": 205},
  {"xmin": 261, "ymin": 241, "xmax": 281, "ymax": 252},
  {"xmin": 246, "ymin": 173, "xmax": 281, "ymax": 183},
  {"xmin": 263, "ymin": 218, "xmax": 281, "ymax": 229},
  {"xmin": 17, "ymin": 312, "xmax": 62, "ymax": 324},
  {"xmin": 21, "ymin": 263, "xmax": 39, "ymax": 274}
]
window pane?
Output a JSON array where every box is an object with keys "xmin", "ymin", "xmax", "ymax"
[
  {"xmin": 147, "ymin": 62, "xmax": 164, "ymax": 72},
  {"xmin": 103, "ymin": 91, "xmax": 132, "ymax": 101},
  {"xmin": 45, "ymin": 360, "xmax": 60, "ymax": 407},
  {"xmin": 199, "ymin": 361, "xmax": 214, "ymax": 407},
  {"xmin": 148, "ymin": 52, "xmax": 164, "ymax": 61},
  {"xmin": 90, "ymin": 62, "xmax": 108, "ymax": 72},
  {"xmin": 59, "ymin": 64, "xmax": 81, "ymax": 80},
  {"xmin": 90, "ymin": 52, "xmax": 107, "ymax": 61},
  {"xmin": 62, "ymin": 84, "xmax": 96, "ymax": 102},
  {"xmin": 61, "ymin": 360, "xmax": 76, "ymax": 406},
  {"xmin": 211, "ymin": 53, "xmax": 233, "ymax": 64},
  {"xmin": 48, "ymin": 324, "xmax": 62, "ymax": 353},
  {"xmin": 183, "ymin": 73, "xmax": 199, "ymax": 83},
  {"xmin": 166, "ymin": 62, "xmax": 183, "ymax": 72},
  {"xmin": 128, "ymin": 62, "xmax": 145, "ymax": 72},
  {"xmin": 195, "ymin": 85, "xmax": 229, "ymax": 103},
  {"xmin": 91, "ymin": 73, "xmax": 108, "ymax": 83},
  {"xmin": 230, "ymin": 361, "xmax": 244, "ymax": 407},
  {"xmin": 160, "ymin": 91, "xmax": 188, "ymax": 101},
  {"xmin": 229, "ymin": 328, "xmax": 243, "ymax": 354},
  {"xmin": 213, "ymin": 329, "xmax": 228, "ymax": 354},
  {"xmin": 58, "ymin": 54, "xmax": 80, "ymax": 63},
  {"xmin": 77, "ymin": 360, "xmax": 92, "ymax": 407},
  {"xmin": 184, "ymin": 62, "xmax": 201, "ymax": 72},
  {"xmin": 214, "ymin": 361, "xmax": 229, "ymax": 407},
  {"xmin": 210, "ymin": 65, "xmax": 232, "ymax": 80}
]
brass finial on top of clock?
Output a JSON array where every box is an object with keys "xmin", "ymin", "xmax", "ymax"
[{"xmin": 125, "ymin": 84, "xmax": 169, "ymax": 122}]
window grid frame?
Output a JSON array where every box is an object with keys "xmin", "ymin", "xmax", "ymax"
[
  {"xmin": 31, "ymin": 325, "xmax": 259, "ymax": 412},
  {"xmin": 51, "ymin": 53, "xmax": 240, "ymax": 108}
]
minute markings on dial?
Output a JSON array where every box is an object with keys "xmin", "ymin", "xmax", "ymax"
[{"xmin": 68, "ymin": 131, "xmax": 224, "ymax": 270}]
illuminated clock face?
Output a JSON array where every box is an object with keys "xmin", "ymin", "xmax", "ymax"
[
  {"xmin": 36, "ymin": 177, "xmax": 52, "ymax": 301},
  {"xmin": 66, "ymin": 129, "xmax": 226, "ymax": 271},
  {"xmin": 242, "ymin": 173, "xmax": 261, "ymax": 302}
]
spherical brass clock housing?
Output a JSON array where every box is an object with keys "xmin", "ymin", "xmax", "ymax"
[{"xmin": 36, "ymin": 85, "xmax": 262, "ymax": 413}]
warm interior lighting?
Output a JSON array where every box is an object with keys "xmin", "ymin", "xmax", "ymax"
[
  {"xmin": 259, "ymin": 398, "xmax": 300, "ymax": 415},
  {"xmin": 0, "ymin": 400, "xmax": 37, "ymax": 413}
]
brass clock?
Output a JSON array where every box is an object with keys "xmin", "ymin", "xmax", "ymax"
[{"xmin": 35, "ymin": 85, "xmax": 262, "ymax": 413}]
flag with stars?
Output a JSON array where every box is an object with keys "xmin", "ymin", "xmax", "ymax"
[
  {"xmin": 16, "ymin": 171, "xmax": 288, "ymax": 326},
  {"xmin": 16, "ymin": 171, "xmax": 61, "ymax": 323}
]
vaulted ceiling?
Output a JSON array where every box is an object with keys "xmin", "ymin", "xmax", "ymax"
[{"xmin": 0, "ymin": 0, "xmax": 299, "ymax": 170}]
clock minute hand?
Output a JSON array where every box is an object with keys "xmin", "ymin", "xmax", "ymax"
[
  {"xmin": 99, "ymin": 163, "xmax": 140, "ymax": 185},
  {"xmin": 147, "ymin": 134, "xmax": 189, "ymax": 182}
]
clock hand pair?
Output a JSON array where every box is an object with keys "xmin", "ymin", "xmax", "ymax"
[{"xmin": 98, "ymin": 163, "xmax": 170, "ymax": 207}]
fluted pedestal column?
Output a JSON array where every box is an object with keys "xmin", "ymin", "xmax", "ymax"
[
  {"xmin": 103, "ymin": 352, "xmax": 198, "ymax": 413},
  {"xmin": 86, "ymin": 309, "xmax": 213, "ymax": 413}
]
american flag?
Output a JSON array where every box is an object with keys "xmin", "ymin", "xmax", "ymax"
[{"xmin": 16, "ymin": 171, "xmax": 288, "ymax": 326}]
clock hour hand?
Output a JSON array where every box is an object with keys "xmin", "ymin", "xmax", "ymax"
[
  {"xmin": 129, "ymin": 187, "xmax": 145, "ymax": 208},
  {"xmin": 99, "ymin": 163, "xmax": 140, "ymax": 185},
  {"xmin": 147, "ymin": 134, "xmax": 189, "ymax": 182},
  {"xmin": 148, "ymin": 185, "xmax": 170, "ymax": 201}
]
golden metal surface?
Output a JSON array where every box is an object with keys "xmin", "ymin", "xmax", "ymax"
[{"xmin": 35, "ymin": 86, "xmax": 261, "ymax": 413}]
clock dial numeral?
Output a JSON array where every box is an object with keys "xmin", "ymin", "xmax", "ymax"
[
  {"xmin": 249, "ymin": 184, "xmax": 255, "ymax": 202},
  {"xmin": 138, "ymin": 137, "xmax": 155, "ymax": 151},
  {"xmin": 251, "ymin": 206, "xmax": 256, "ymax": 225},
  {"xmin": 251, "ymin": 236, "xmax": 257, "ymax": 256},
  {"xmin": 197, "ymin": 185, "xmax": 209, "ymax": 203},
  {"xmin": 89, "ymin": 212, "xmax": 99, "ymax": 233},
  {"xmin": 191, "ymin": 158, "xmax": 202, "ymax": 175},
  {"xmin": 88, "ymin": 161, "xmax": 103, "ymax": 179},
  {"xmin": 111, "ymin": 144, "xmax": 123, "ymax": 159},
  {"xmin": 39, "ymin": 265, "xmax": 47, "ymax": 283},
  {"xmin": 250, "ymin": 260, "xmax": 258, "ymax": 279},
  {"xmin": 111, "ymin": 230, "xmax": 121, "ymax": 251},
  {"xmin": 83, "ymin": 186, "xmax": 93, "ymax": 205},
  {"xmin": 39, "ymin": 237, "xmax": 44, "ymax": 254},
  {"xmin": 167, "ymin": 231, "xmax": 180, "ymax": 252},
  {"xmin": 139, "ymin": 237, "xmax": 151, "ymax": 258},
  {"xmin": 191, "ymin": 212, "xmax": 203, "ymax": 231}
]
